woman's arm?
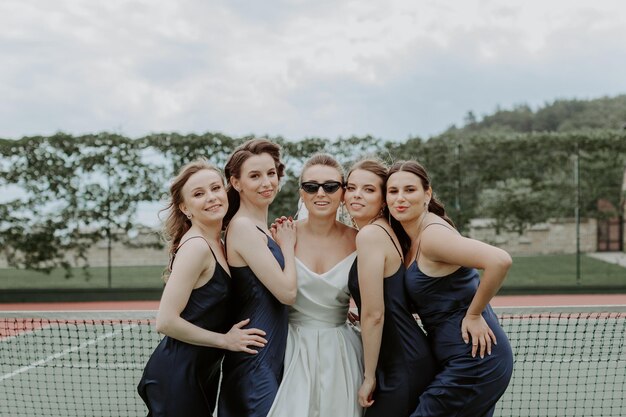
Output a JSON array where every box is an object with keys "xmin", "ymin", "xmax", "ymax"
[
  {"xmin": 355, "ymin": 226, "xmax": 387, "ymax": 408},
  {"xmin": 156, "ymin": 239, "xmax": 267, "ymax": 353},
  {"xmin": 228, "ymin": 217, "xmax": 297, "ymax": 305},
  {"xmin": 421, "ymin": 225, "xmax": 512, "ymax": 358}
]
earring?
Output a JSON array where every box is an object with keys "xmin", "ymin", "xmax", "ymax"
[
  {"xmin": 340, "ymin": 202, "xmax": 347, "ymax": 223},
  {"xmin": 186, "ymin": 213, "xmax": 192, "ymax": 220},
  {"xmin": 294, "ymin": 198, "xmax": 302, "ymax": 219}
]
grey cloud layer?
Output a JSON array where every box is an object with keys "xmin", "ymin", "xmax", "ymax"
[{"xmin": 1, "ymin": 0, "xmax": 625, "ymax": 140}]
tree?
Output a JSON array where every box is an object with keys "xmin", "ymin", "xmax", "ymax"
[
  {"xmin": 1, "ymin": 128, "xmax": 624, "ymax": 277},
  {"xmin": 478, "ymin": 178, "xmax": 549, "ymax": 234},
  {"xmin": 0, "ymin": 133, "xmax": 161, "ymax": 276}
]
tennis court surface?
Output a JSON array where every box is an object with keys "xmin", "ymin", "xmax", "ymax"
[{"xmin": 1, "ymin": 304, "xmax": 625, "ymax": 416}]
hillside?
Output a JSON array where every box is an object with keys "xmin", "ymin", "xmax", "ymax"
[{"xmin": 443, "ymin": 94, "xmax": 626, "ymax": 136}]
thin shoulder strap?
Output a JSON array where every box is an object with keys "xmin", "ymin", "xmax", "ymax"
[
  {"xmin": 179, "ymin": 235, "xmax": 211, "ymax": 248},
  {"xmin": 370, "ymin": 223, "xmax": 403, "ymax": 262},
  {"xmin": 169, "ymin": 236, "xmax": 211, "ymax": 270},
  {"xmin": 256, "ymin": 225, "xmax": 277, "ymax": 244},
  {"xmin": 415, "ymin": 222, "xmax": 454, "ymax": 262}
]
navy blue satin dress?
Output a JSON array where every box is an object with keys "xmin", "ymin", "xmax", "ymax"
[
  {"xmin": 348, "ymin": 225, "xmax": 437, "ymax": 417},
  {"xmin": 138, "ymin": 239, "xmax": 231, "ymax": 417},
  {"xmin": 218, "ymin": 228, "xmax": 288, "ymax": 417},
  {"xmin": 405, "ymin": 251, "xmax": 513, "ymax": 417}
]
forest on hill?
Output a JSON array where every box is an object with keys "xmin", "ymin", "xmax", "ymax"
[{"xmin": 441, "ymin": 94, "xmax": 626, "ymax": 137}]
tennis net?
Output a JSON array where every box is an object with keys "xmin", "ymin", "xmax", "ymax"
[{"xmin": 0, "ymin": 306, "xmax": 624, "ymax": 417}]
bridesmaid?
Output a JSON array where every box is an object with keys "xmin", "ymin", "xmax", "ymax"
[
  {"xmin": 137, "ymin": 159, "xmax": 267, "ymax": 417},
  {"xmin": 218, "ymin": 139, "xmax": 298, "ymax": 417},
  {"xmin": 345, "ymin": 159, "xmax": 437, "ymax": 416},
  {"xmin": 386, "ymin": 160, "xmax": 514, "ymax": 417}
]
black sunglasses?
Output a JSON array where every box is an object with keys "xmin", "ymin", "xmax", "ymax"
[{"xmin": 300, "ymin": 181, "xmax": 344, "ymax": 194}]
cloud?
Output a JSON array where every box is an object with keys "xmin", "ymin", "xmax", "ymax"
[{"xmin": 1, "ymin": 0, "xmax": 625, "ymax": 140}]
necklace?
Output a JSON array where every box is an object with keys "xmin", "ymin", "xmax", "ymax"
[
  {"xmin": 417, "ymin": 210, "xmax": 428, "ymax": 229},
  {"xmin": 367, "ymin": 214, "xmax": 382, "ymax": 225},
  {"xmin": 352, "ymin": 212, "xmax": 382, "ymax": 230}
]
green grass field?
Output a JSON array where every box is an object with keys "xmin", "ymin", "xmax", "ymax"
[
  {"xmin": 0, "ymin": 254, "xmax": 624, "ymax": 290},
  {"xmin": 0, "ymin": 265, "xmax": 164, "ymax": 289},
  {"xmin": 505, "ymin": 254, "xmax": 626, "ymax": 287}
]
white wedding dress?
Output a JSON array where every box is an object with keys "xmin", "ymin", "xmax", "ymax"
[{"xmin": 267, "ymin": 252, "xmax": 363, "ymax": 417}]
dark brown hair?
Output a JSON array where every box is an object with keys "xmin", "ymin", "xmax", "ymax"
[
  {"xmin": 223, "ymin": 138, "xmax": 285, "ymax": 229},
  {"xmin": 387, "ymin": 160, "xmax": 455, "ymax": 256}
]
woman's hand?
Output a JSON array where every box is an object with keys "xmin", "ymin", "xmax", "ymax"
[
  {"xmin": 357, "ymin": 376, "xmax": 376, "ymax": 408},
  {"xmin": 270, "ymin": 216, "xmax": 296, "ymax": 248},
  {"xmin": 347, "ymin": 309, "xmax": 360, "ymax": 325},
  {"xmin": 222, "ymin": 318, "xmax": 267, "ymax": 354},
  {"xmin": 461, "ymin": 313, "xmax": 497, "ymax": 358},
  {"xmin": 269, "ymin": 216, "xmax": 285, "ymax": 237}
]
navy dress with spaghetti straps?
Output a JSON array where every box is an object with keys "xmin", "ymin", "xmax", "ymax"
[
  {"xmin": 137, "ymin": 236, "xmax": 231, "ymax": 417},
  {"xmin": 405, "ymin": 223, "xmax": 513, "ymax": 417},
  {"xmin": 347, "ymin": 224, "xmax": 437, "ymax": 416},
  {"xmin": 218, "ymin": 227, "xmax": 288, "ymax": 417}
]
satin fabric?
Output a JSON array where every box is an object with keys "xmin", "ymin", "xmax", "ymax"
[
  {"xmin": 266, "ymin": 252, "xmax": 363, "ymax": 417},
  {"xmin": 218, "ymin": 230, "xmax": 288, "ymax": 417},
  {"xmin": 405, "ymin": 263, "xmax": 514, "ymax": 417},
  {"xmin": 348, "ymin": 259, "xmax": 437, "ymax": 417},
  {"xmin": 137, "ymin": 250, "xmax": 231, "ymax": 417}
]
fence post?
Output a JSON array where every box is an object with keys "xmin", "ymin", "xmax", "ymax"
[
  {"xmin": 106, "ymin": 152, "xmax": 112, "ymax": 289},
  {"xmin": 574, "ymin": 142, "xmax": 581, "ymax": 286}
]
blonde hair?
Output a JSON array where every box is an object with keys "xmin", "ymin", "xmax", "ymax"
[{"xmin": 299, "ymin": 153, "xmax": 344, "ymax": 183}]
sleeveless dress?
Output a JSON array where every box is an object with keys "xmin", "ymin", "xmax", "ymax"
[
  {"xmin": 347, "ymin": 224, "xmax": 438, "ymax": 417},
  {"xmin": 218, "ymin": 227, "xmax": 288, "ymax": 417},
  {"xmin": 266, "ymin": 252, "xmax": 363, "ymax": 417},
  {"xmin": 405, "ymin": 224, "xmax": 514, "ymax": 417},
  {"xmin": 137, "ymin": 237, "xmax": 231, "ymax": 417}
]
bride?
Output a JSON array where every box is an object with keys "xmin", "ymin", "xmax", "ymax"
[{"xmin": 267, "ymin": 153, "xmax": 363, "ymax": 417}]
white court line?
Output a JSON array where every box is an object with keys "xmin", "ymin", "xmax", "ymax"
[
  {"xmin": 0, "ymin": 323, "xmax": 137, "ymax": 382},
  {"xmin": 51, "ymin": 362, "xmax": 145, "ymax": 369},
  {"xmin": 494, "ymin": 304, "xmax": 626, "ymax": 308}
]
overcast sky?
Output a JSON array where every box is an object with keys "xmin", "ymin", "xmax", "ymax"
[{"xmin": 1, "ymin": 0, "xmax": 625, "ymax": 142}]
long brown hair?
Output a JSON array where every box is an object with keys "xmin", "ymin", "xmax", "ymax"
[
  {"xmin": 346, "ymin": 158, "xmax": 389, "ymax": 219},
  {"xmin": 387, "ymin": 160, "xmax": 455, "ymax": 256},
  {"xmin": 161, "ymin": 159, "xmax": 223, "ymax": 261},
  {"xmin": 347, "ymin": 158, "xmax": 388, "ymax": 192},
  {"xmin": 223, "ymin": 138, "xmax": 285, "ymax": 229}
]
